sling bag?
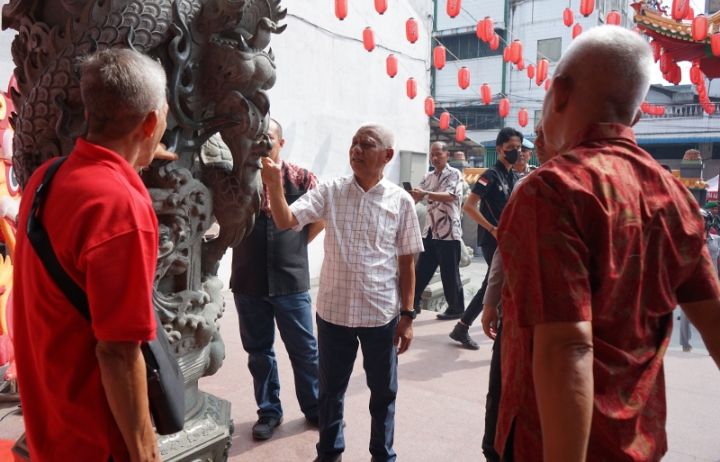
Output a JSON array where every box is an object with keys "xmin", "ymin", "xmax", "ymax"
[{"xmin": 26, "ymin": 157, "xmax": 185, "ymax": 435}]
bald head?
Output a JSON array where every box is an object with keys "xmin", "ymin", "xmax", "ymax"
[
  {"xmin": 557, "ymin": 26, "xmax": 652, "ymax": 122},
  {"xmin": 542, "ymin": 26, "xmax": 652, "ymax": 153}
]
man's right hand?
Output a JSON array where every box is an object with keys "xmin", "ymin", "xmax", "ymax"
[
  {"xmin": 261, "ymin": 156, "xmax": 282, "ymax": 188},
  {"xmin": 481, "ymin": 304, "xmax": 498, "ymax": 339}
]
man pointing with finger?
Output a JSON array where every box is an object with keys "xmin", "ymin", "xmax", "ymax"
[{"xmin": 260, "ymin": 123, "xmax": 424, "ymax": 462}]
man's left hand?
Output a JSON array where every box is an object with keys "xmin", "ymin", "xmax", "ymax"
[
  {"xmin": 409, "ymin": 189, "xmax": 426, "ymax": 202},
  {"xmin": 152, "ymin": 143, "xmax": 178, "ymax": 162},
  {"xmin": 394, "ymin": 317, "xmax": 414, "ymax": 354}
]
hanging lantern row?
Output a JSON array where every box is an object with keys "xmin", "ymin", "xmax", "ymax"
[
  {"xmin": 580, "ymin": 0, "xmax": 595, "ymax": 17},
  {"xmin": 640, "ymin": 102, "xmax": 666, "ymax": 116},
  {"xmin": 606, "ymin": 10, "xmax": 621, "ymax": 25},
  {"xmin": 447, "ymin": 0, "xmax": 462, "ymax": 18},
  {"xmin": 363, "ymin": 27, "xmax": 375, "ymax": 52},
  {"xmin": 563, "ymin": 8, "xmax": 574, "ymax": 27},
  {"xmin": 572, "ymin": 23, "xmax": 583, "ymax": 39},
  {"xmin": 691, "ymin": 15, "xmax": 708, "ymax": 41},
  {"xmin": 518, "ymin": 108, "xmax": 528, "ymax": 127}
]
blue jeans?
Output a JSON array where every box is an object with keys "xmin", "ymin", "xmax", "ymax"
[
  {"xmin": 316, "ymin": 315, "xmax": 398, "ymax": 462},
  {"xmin": 233, "ymin": 292, "xmax": 319, "ymax": 419}
]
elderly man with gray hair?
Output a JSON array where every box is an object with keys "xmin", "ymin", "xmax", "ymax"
[
  {"xmin": 496, "ymin": 26, "xmax": 720, "ymax": 461},
  {"xmin": 13, "ymin": 48, "xmax": 172, "ymax": 462},
  {"xmin": 261, "ymin": 123, "xmax": 423, "ymax": 462}
]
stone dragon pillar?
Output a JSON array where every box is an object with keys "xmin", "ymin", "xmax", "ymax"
[{"xmin": 2, "ymin": 0, "xmax": 286, "ymax": 459}]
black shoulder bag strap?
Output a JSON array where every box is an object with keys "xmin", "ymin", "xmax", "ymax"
[
  {"xmin": 26, "ymin": 157, "xmax": 92, "ymax": 319},
  {"xmin": 25, "ymin": 157, "xmax": 185, "ymax": 435}
]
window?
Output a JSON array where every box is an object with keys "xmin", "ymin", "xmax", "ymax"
[
  {"xmin": 442, "ymin": 105, "xmax": 502, "ymax": 130},
  {"xmin": 537, "ymin": 37, "xmax": 562, "ymax": 62},
  {"xmin": 534, "ymin": 110, "xmax": 543, "ymax": 126},
  {"xmin": 443, "ymin": 30, "xmax": 505, "ymax": 61}
]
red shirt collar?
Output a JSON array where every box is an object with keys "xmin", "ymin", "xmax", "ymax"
[
  {"xmin": 570, "ymin": 122, "xmax": 637, "ymax": 149},
  {"xmin": 72, "ymin": 138, "xmax": 140, "ymax": 179}
]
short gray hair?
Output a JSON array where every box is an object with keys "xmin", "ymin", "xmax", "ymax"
[
  {"xmin": 558, "ymin": 26, "xmax": 652, "ymax": 122},
  {"xmin": 357, "ymin": 123, "xmax": 394, "ymax": 150},
  {"xmin": 431, "ymin": 141, "xmax": 448, "ymax": 152},
  {"xmin": 79, "ymin": 48, "xmax": 167, "ymax": 139}
]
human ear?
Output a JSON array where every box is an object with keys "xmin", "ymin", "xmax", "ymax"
[
  {"xmin": 141, "ymin": 110, "xmax": 159, "ymax": 139},
  {"xmin": 552, "ymin": 75, "xmax": 572, "ymax": 113}
]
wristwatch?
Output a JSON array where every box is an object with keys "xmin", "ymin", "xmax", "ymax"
[{"xmin": 400, "ymin": 310, "xmax": 417, "ymax": 320}]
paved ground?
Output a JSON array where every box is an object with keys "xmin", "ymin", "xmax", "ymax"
[{"xmin": 0, "ymin": 258, "xmax": 718, "ymax": 461}]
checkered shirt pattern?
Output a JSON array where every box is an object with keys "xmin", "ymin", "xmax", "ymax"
[{"xmin": 290, "ymin": 175, "xmax": 424, "ymax": 327}]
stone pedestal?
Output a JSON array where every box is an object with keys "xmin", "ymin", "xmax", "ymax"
[{"xmin": 419, "ymin": 273, "xmax": 474, "ymax": 312}]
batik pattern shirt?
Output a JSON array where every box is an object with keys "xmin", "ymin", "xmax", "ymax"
[
  {"xmin": 261, "ymin": 160, "xmax": 317, "ymax": 215},
  {"xmin": 418, "ymin": 165, "xmax": 464, "ymax": 240},
  {"xmin": 496, "ymin": 123, "xmax": 720, "ymax": 461}
]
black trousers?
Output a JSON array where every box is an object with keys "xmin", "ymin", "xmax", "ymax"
[
  {"xmin": 413, "ymin": 237, "xmax": 465, "ymax": 313},
  {"xmin": 461, "ymin": 240, "xmax": 497, "ymax": 325},
  {"xmin": 482, "ymin": 320, "xmax": 503, "ymax": 461}
]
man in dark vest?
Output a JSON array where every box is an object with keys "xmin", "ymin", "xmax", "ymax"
[{"xmin": 230, "ymin": 118, "xmax": 324, "ymax": 440}]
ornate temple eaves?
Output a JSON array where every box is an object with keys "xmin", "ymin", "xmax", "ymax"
[{"xmin": 632, "ymin": 2, "xmax": 720, "ymax": 44}]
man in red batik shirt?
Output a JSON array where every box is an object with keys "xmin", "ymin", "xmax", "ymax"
[{"xmin": 495, "ymin": 26, "xmax": 720, "ymax": 461}]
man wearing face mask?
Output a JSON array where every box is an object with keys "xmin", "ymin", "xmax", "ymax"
[{"xmin": 448, "ymin": 127, "xmax": 522, "ymax": 350}]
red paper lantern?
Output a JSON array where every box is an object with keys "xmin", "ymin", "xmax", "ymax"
[
  {"xmin": 489, "ymin": 33, "xmax": 500, "ymax": 51},
  {"xmin": 498, "ymin": 98, "xmax": 510, "ymax": 118},
  {"xmin": 406, "ymin": 78, "xmax": 417, "ymax": 99},
  {"xmin": 447, "ymin": 0, "xmax": 462, "ymax": 18},
  {"xmin": 476, "ymin": 20, "xmax": 488, "ymax": 41},
  {"xmin": 684, "ymin": 6, "xmax": 695, "ymax": 19},
  {"xmin": 518, "ymin": 108, "xmax": 529, "ymax": 127},
  {"xmin": 671, "ymin": 0, "xmax": 689, "ymax": 21},
  {"xmin": 335, "ymin": 0, "xmax": 348, "ymax": 20},
  {"xmin": 439, "ymin": 111, "xmax": 451, "ymax": 130},
  {"xmin": 516, "ymin": 58, "xmax": 525, "ymax": 71},
  {"xmin": 544, "ymin": 78, "xmax": 552, "ymax": 91},
  {"xmin": 704, "ymin": 103, "xmax": 716, "ymax": 115},
  {"xmin": 656, "ymin": 106, "xmax": 666, "ymax": 116},
  {"xmin": 692, "ymin": 15, "xmax": 708, "ymax": 42},
  {"xmin": 712, "ymin": 33, "xmax": 720, "ymax": 57},
  {"xmin": 690, "ymin": 64, "xmax": 701, "ymax": 85},
  {"xmin": 563, "ymin": 8, "xmax": 574, "ymax": 27},
  {"xmin": 424, "ymin": 97, "xmax": 435, "ymax": 117},
  {"xmin": 458, "ymin": 67, "xmax": 470, "ymax": 90},
  {"xmin": 572, "ymin": 23, "xmax": 583, "ymax": 39},
  {"xmin": 659, "ymin": 53, "xmax": 672, "ymax": 73},
  {"xmin": 434, "ymin": 46, "xmax": 447, "ymax": 70},
  {"xmin": 640, "ymin": 102, "xmax": 649, "ymax": 113},
  {"xmin": 536, "ymin": 58, "xmax": 549, "ymax": 86},
  {"xmin": 510, "ymin": 40, "xmax": 523, "ymax": 64},
  {"xmin": 363, "ymin": 27, "xmax": 375, "ymax": 52},
  {"xmin": 481, "ymin": 83, "xmax": 492, "ymax": 105},
  {"xmin": 406, "ymin": 18, "xmax": 419, "ymax": 44},
  {"xmin": 503, "ymin": 47, "xmax": 511, "ymax": 62},
  {"xmin": 482, "ymin": 17, "xmax": 494, "ymax": 42},
  {"xmin": 606, "ymin": 10, "xmax": 621, "ymax": 25},
  {"xmin": 456, "ymin": 125, "xmax": 466, "ymax": 142},
  {"xmin": 580, "ymin": 0, "xmax": 595, "ymax": 17},
  {"xmin": 650, "ymin": 41, "xmax": 662, "ymax": 62},
  {"xmin": 527, "ymin": 64, "xmax": 535, "ymax": 80},
  {"xmin": 375, "ymin": 0, "xmax": 387, "ymax": 15},
  {"xmin": 386, "ymin": 54, "xmax": 398, "ymax": 78}
]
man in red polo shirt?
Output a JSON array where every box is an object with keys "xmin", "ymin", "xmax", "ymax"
[
  {"xmin": 14, "ymin": 49, "xmax": 171, "ymax": 461},
  {"xmin": 496, "ymin": 26, "xmax": 720, "ymax": 461}
]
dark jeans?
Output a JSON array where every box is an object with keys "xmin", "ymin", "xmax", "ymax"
[
  {"xmin": 482, "ymin": 320, "xmax": 503, "ymax": 462},
  {"xmin": 234, "ymin": 292, "xmax": 319, "ymax": 419},
  {"xmin": 316, "ymin": 315, "xmax": 399, "ymax": 462},
  {"xmin": 413, "ymin": 237, "xmax": 465, "ymax": 313},
  {"xmin": 461, "ymin": 240, "xmax": 497, "ymax": 326}
]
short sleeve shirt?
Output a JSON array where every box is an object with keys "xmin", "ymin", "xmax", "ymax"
[
  {"xmin": 472, "ymin": 161, "xmax": 517, "ymax": 245},
  {"xmin": 290, "ymin": 175, "xmax": 424, "ymax": 327},
  {"xmin": 496, "ymin": 123, "xmax": 720, "ymax": 461},
  {"xmin": 418, "ymin": 165, "xmax": 464, "ymax": 240},
  {"xmin": 13, "ymin": 139, "xmax": 158, "ymax": 462}
]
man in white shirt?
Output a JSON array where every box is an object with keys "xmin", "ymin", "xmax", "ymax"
[{"xmin": 261, "ymin": 123, "xmax": 424, "ymax": 462}]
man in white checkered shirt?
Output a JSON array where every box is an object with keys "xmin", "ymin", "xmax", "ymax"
[{"xmin": 261, "ymin": 123, "xmax": 424, "ymax": 462}]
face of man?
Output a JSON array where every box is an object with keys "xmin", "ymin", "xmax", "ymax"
[
  {"xmin": 268, "ymin": 121, "xmax": 284, "ymax": 162},
  {"xmin": 516, "ymin": 148, "xmax": 531, "ymax": 171},
  {"xmin": 498, "ymin": 136, "xmax": 522, "ymax": 166},
  {"xmin": 534, "ymin": 123, "xmax": 558, "ymax": 165},
  {"xmin": 429, "ymin": 143, "xmax": 449, "ymax": 171},
  {"xmin": 349, "ymin": 128, "xmax": 393, "ymax": 181}
]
